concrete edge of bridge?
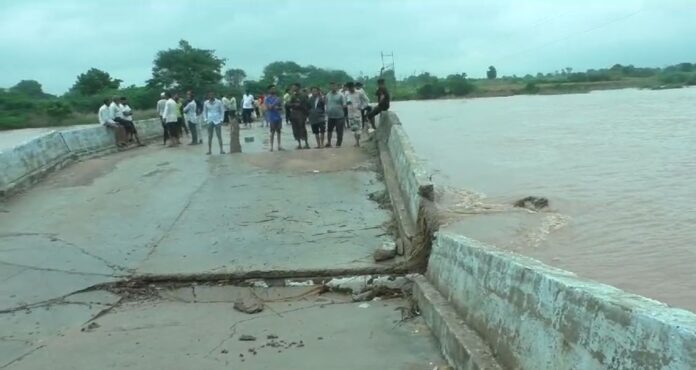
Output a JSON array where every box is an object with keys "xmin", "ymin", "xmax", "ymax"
[{"xmin": 412, "ymin": 274, "xmax": 504, "ymax": 370}]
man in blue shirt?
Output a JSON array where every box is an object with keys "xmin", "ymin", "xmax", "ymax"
[{"xmin": 264, "ymin": 85, "xmax": 284, "ymax": 152}]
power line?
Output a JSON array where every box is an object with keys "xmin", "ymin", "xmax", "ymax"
[{"xmin": 496, "ymin": 7, "xmax": 645, "ymax": 63}]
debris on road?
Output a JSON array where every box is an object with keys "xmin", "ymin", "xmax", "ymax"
[
  {"xmin": 374, "ymin": 241, "xmax": 397, "ymax": 261},
  {"xmin": 81, "ymin": 322, "xmax": 101, "ymax": 332},
  {"xmin": 234, "ymin": 296, "xmax": 264, "ymax": 314}
]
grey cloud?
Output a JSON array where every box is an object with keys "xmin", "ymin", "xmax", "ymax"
[{"xmin": 1, "ymin": 0, "xmax": 695, "ymax": 94}]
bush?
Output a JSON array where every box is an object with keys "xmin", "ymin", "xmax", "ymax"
[
  {"xmin": 567, "ymin": 73, "xmax": 588, "ymax": 82},
  {"xmin": 522, "ymin": 82, "xmax": 540, "ymax": 94},
  {"xmin": 686, "ymin": 75, "xmax": 696, "ymax": 86},
  {"xmin": 44, "ymin": 101, "xmax": 73, "ymax": 122},
  {"xmin": 586, "ymin": 72, "xmax": 612, "ymax": 82},
  {"xmin": 660, "ymin": 73, "xmax": 689, "ymax": 84},
  {"xmin": 417, "ymin": 83, "xmax": 446, "ymax": 99},
  {"xmin": 0, "ymin": 112, "xmax": 28, "ymax": 130},
  {"xmin": 446, "ymin": 77, "xmax": 476, "ymax": 96}
]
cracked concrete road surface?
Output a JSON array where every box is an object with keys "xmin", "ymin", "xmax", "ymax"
[{"xmin": 0, "ymin": 126, "xmax": 445, "ymax": 369}]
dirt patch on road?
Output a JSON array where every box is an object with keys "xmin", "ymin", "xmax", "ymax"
[
  {"xmin": 46, "ymin": 146, "xmax": 153, "ymax": 188},
  {"xmin": 244, "ymin": 146, "xmax": 371, "ymax": 173}
]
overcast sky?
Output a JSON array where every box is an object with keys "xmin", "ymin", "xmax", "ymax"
[{"xmin": 1, "ymin": 0, "xmax": 695, "ymax": 94}]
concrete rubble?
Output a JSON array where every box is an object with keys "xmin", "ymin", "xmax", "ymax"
[{"xmin": 374, "ymin": 241, "xmax": 398, "ymax": 261}]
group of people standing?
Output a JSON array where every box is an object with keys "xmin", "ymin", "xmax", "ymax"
[
  {"xmin": 100, "ymin": 78, "xmax": 390, "ymax": 155},
  {"xmin": 263, "ymin": 78, "xmax": 391, "ymax": 151},
  {"xmin": 157, "ymin": 91, "xmax": 229, "ymax": 155}
]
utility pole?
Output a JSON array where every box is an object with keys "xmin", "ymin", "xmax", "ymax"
[{"xmin": 380, "ymin": 51, "xmax": 395, "ymax": 94}]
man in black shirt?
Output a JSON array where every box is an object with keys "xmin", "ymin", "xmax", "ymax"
[
  {"xmin": 367, "ymin": 78, "xmax": 390, "ymax": 126},
  {"xmin": 288, "ymin": 83, "xmax": 311, "ymax": 149}
]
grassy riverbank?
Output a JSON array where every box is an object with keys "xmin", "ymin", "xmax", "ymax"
[
  {"xmin": 390, "ymin": 68, "xmax": 696, "ymax": 101},
  {"xmin": 2, "ymin": 60, "xmax": 695, "ymax": 130}
]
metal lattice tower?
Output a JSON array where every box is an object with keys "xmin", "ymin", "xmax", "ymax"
[{"xmin": 380, "ymin": 51, "xmax": 394, "ymax": 77}]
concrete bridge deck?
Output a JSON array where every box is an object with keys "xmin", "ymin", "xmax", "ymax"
[
  {"xmin": 0, "ymin": 125, "xmax": 448, "ymax": 369},
  {"xmin": 4, "ymin": 115, "xmax": 695, "ymax": 369}
]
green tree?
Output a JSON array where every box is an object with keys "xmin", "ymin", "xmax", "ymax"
[
  {"xmin": 224, "ymin": 68, "xmax": 247, "ymax": 89},
  {"xmin": 260, "ymin": 61, "xmax": 305, "ymax": 87},
  {"xmin": 445, "ymin": 74, "xmax": 475, "ymax": 96},
  {"xmin": 302, "ymin": 65, "xmax": 352, "ymax": 88},
  {"xmin": 243, "ymin": 80, "xmax": 266, "ymax": 96},
  {"xmin": 257, "ymin": 61, "xmax": 352, "ymax": 91},
  {"xmin": 148, "ymin": 40, "xmax": 226, "ymax": 92},
  {"xmin": 44, "ymin": 101, "xmax": 72, "ymax": 122},
  {"xmin": 486, "ymin": 66, "xmax": 497, "ymax": 79},
  {"xmin": 70, "ymin": 68, "xmax": 122, "ymax": 95},
  {"xmin": 10, "ymin": 80, "xmax": 45, "ymax": 97},
  {"xmin": 677, "ymin": 63, "xmax": 693, "ymax": 72}
]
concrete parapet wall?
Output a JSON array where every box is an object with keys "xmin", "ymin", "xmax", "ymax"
[
  {"xmin": 375, "ymin": 112, "xmax": 437, "ymax": 264},
  {"xmin": 0, "ymin": 131, "xmax": 72, "ymax": 195},
  {"xmin": 378, "ymin": 112, "xmax": 434, "ymax": 226},
  {"xmin": 0, "ymin": 119, "xmax": 161, "ymax": 196},
  {"xmin": 134, "ymin": 118, "xmax": 163, "ymax": 140},
  {"xmin": 61, "ymin": 119, "xmax": 161, "ymax": 156},
  {"xmin": 427, "ymin": 232, "xmax": 696, "ymax": 370},
  {"xmin": 60, "ymin": 125, "xmax": 118, "ymax": 156}
]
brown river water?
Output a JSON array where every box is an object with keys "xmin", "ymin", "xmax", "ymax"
[{"xmin": 393, "ymin": 88, "xmax": 696, "ymax": 312}]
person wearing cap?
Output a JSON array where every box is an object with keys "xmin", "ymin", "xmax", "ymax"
[{"xmin": 156, "ymin": 92, "xmax": 169, "ymax": 144}]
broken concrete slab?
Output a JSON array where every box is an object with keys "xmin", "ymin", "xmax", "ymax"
[
  {"xmin": 0, "ymin": 269, "xmax": 117, "ymax": 312},
  {"xmin": 4, "ymin": 286, "xmax": 447, "ymax": 370},
  {"xmin": 0, "ymin": 294, "xmax": 120, "ymax": 367}
]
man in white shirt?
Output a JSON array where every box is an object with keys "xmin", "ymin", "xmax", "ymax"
[
  {"xmin": 109, "ymin": 96, "xmax": 133, "ymax": 146},
  {"xmin": 118, "ymin": 97, "xmax": 142, "ymax": 145},
  {"xmin": 221, "ymin": 94, "xmax": 231, "ymax": 124},
  {"xmin": 355, "ymin": 82, "xmax": 372, "ymax": 130},
  {"xmin": 156, "ymin": 92, "xmax": 168, "ymax": 145},
  {"xmin": 344, "ymin": 82, "xmax": 368, "ymax": 147},
  {"xmin": 229, "ymin": 95, "xmax": 237, "ymax": 123},
  {"xmin": 241, "ymin": 91, "xmax": 254, "ymax": 127},
  {"xmin": 161, "ymin": 92, "xmax": 181, "ymax": 146},
  {"xmin": 98, "ymin": 98, "xmax": 126, "ymax": 147},
  {"xmin": 183, "ymin": 91, "xmax": 199, "ymax": 145},
  {"xmin": 203, "ymin": 92, "xmax": 225, "ymax": 155}
]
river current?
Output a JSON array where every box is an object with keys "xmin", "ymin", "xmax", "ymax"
[{"xmin": 393, "ymin": 87, "xmax": 696, "ymax": 311}]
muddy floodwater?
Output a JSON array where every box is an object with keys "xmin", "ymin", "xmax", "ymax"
[{"xmin": 393, "ymin": 87, "xmax": 696, "ymax": 311}]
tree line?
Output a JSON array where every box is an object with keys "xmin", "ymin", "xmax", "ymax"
[{"xmin": 2, "ymin": 39, "xmax": 696, "ymax": 130}]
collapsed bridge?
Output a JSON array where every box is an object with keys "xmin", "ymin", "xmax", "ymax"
[{"xmin": 0, "ymin": 114, "xmax": 694, "ymax": 369}]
